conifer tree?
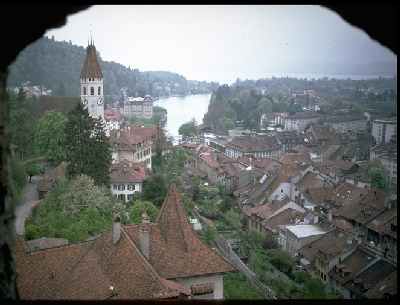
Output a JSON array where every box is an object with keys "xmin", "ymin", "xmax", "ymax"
[{"xmin": 65, "ymin": 103, "xmax": 111, "ymax": 186}]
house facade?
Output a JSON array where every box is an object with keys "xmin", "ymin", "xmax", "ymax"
[
  {"xmin": 110, "ymin": 125, "xmax": 153, "ymax": 169},
  {"xmin": 110, "ymin": 160, "xmax": 147, "ymax": 202}
]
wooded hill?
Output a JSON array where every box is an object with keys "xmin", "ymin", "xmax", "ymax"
[{"xmin": 7, "ymin": 36, "xmax": 218, "ymax": 101}]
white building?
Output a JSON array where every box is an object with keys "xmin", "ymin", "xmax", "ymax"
[
  {"xmin": 279, "ymin": 224, "xmax": 327, "ymax": 256},
  {"xmin": 80, "ymin": 40, "xmax": 104, "ymax": 120},
  {"xmin": 123, "ymin": 95, "xmax": 153, "ymax": 119},
  {"xmin": 371, "ymin": 117, "xmax": 397, "ymax": 144},
  {"xmin": 110, "ymin": 160, "xmax": 147, "ymax": 202},
  {"xmin": 284, "ymin": 112, "xmax": 321, "ymax": 132}
]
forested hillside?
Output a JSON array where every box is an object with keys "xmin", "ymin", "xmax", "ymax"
[
  {"xmin": 203, "ymin": 77, "xmax": 397, "ymax": 134},
  {"xmin": 7, "ymin": 36, "xmax": 218, "ymax": 100}
]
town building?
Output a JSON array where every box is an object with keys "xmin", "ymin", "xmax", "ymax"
[
  {"xmin": 371, "ymin": 117, "xmax": 397, "ymax": 145},
  {"xmin": 225, "ymin": 135, "xmax": 281, "ymax": 160},
  {"xmin": 110, "ymin": 160, "xmax": 147, "ymax": 202},
  {"xmin": 104, "ymin": 107, "xmax": 122, "ymax": 137},
  {"xmin": 284, "ymin": 112, "xmax": 321, "ymax": 132},
  {"xmin": 243, "ymin": 199, "xmax": 306, "ymax": 237},
  {"xmin": 80, "ymin": 40, "xmax": 104, "ymax": 120},
  {"xmin": 329, "ymin": 246, "xmax": 396, "ymax": 299},
  {"xmin": 324, "ymin": 114, "xmax": 367, "ymax": 134},
  {"xmin": 278, "ymin": 224, "xmax": 327, "ymax": 257},
  {"xmin": 110, "ymin": 125, "xmax": 154, "ymax": 169},
  {"xmin": 15, "ymin": 185, "xmax": 236, "ymax": 300},
  {"xmin": 123, "ymin": 95, "xmax": 153, "ymax": 119}
]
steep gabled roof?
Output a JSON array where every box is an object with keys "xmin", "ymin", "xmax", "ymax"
[
  {"xmin": 16, "ymin": 230, "xmax": 190, "ymax": 300},
  {"xmin": 80, "ymin": 44, "xmax": 103, "ymax": 79},
  {"xmin": 124, "ymin": 184, "xmax": 236, "ymax": 279}
]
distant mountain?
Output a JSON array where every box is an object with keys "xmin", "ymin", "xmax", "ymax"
[{"xmin": 7, "ymin": 36, "xmax": 219, "ymax": 100}]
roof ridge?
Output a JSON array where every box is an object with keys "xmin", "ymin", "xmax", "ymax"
[{"xmin": 26, "ymin": 236, "xmax": 99, "ymax": 255}]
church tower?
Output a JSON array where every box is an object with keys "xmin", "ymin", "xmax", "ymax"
[{"xmin": 80, "ymin": 39, "xmax": 104, "ymax": 120}]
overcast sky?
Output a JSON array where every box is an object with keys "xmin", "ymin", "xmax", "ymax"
[{"xmin": 46, "ymin": 5, "xmax": 396, "ymax": 84}]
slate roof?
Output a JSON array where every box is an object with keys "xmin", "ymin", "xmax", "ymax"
[{"xmin": 80, "ymin": 44, "xmax": 103, "ymax": 79}]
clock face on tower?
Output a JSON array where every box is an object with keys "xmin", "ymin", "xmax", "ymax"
[{"xmin": 97, "ymin": 97, "xmax": 103, "ymax": 105}]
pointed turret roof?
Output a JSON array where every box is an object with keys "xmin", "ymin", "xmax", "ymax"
[
  {"xmin": 80, "ymin": 42, "xmax": 103, "ymax": 79},
  {"xmin": 156, "ymin": 184, "xmax": 196, "ymax": 252}
]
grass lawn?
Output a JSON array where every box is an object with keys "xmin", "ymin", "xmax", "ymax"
[{"xmin": 224, "ymin": 272, "xmax": 264, "ymax": 299}]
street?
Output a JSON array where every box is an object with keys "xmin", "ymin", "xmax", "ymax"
[{"xmin": 15, "ymin": 176, "xmax": 40, "ymax": 236}]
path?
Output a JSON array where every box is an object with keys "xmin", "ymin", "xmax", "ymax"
[{"xmin": 15, "ymin": 176, "xmax": 40, "ymax": 236}]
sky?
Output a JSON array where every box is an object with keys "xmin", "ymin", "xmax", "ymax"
[{"xmin": 46, "ymin": 5, "xmax": 397, "ymax": 84}]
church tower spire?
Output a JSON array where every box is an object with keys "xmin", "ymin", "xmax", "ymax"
[{"xmin": 80, "ymin": 35, "xmax": 104, "ymax": 120}]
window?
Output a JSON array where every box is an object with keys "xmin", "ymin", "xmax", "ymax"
[
  {"xmin": 98, "ymin": 86, "xmax": 101, "ymax": 95},
  {"xmin": 90, "ymin": 87, "xmax": 94, "ymax": 96},
  {"xmin": 118, "ymin": 184, "xmax": 125, "ymax": 191},
  {"xmin": 128, "ymin": 184, "xmax": 135, "ymax": 191},
  {"xmin": 83, "ymin": 87, "xmax": 87, "ymax": 95},
  {"xmin": 113, "ymin": 184, "xmax": 118, "ymax": 190},
  {"xmin": 118, "ymin": 194, "xmax": 125, "ymax": 201},
  {"xmin": 127, "ymin": 194, "xmax": 134, "ymax": 201}
]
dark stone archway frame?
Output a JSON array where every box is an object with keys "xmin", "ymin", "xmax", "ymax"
[{"xmin": 0, "ymin": 4, "xmax": 396, "ymax": 300}]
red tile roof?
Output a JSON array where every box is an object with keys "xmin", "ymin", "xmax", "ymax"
[
  {"xmin": 125, "ymin": 185, "xmax": 236, "ymax": 279},
  {"xmin": 110, "ymin": 160, "xmax": 147, "ymax": 183},
  {"xmin": 80, "ymin": 44, "xmax": 103, "ymax": 79},
  {"xmin": 16, "ymin": 229, "xmax": 190, "ymax": 300}
]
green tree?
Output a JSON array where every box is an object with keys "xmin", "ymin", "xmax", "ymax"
[
  {"xmin": 34, "ymin": 111, "xmax": 67, "ymax": 165},
  {"xmin": 223, "ymin": 209, "xmax": 241, "ymax": 230},
  {"xmin": 128, "ymin": 200, "xmax": 159, "ymax": 223},
  {"xmin": 7, "ymin": 157, "xmax": 27, "ymax": 206},
  {"xmin": 367, "ymin": 160, "xmax": 388, "ymax": 190},
  {"xmin": 25, "ymin": 162, "xmax": 41, "ymax": 183},
  {"xmin": 142, "ymin": 174, "xmax": 168, "ymax": 207},
  {"xmin": 64, "ymin": 103, "xmax": 111, "ymax": 186},
  {"xmin": 8, "ymin": 90, "xmax": 36, "ymax": 160},
  {"xmin": 268, "ymin": 249, "xmax": 295, "ymax": 275},
  {"xmin": 25, "ymin": 175, "xmax": 115, "ymax": 242},
  {"xmin": 178, "ymin": 118, "xmax": 198, "ymax": 138}
]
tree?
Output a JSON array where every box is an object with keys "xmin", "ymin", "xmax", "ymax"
[
  {"xmin": 128, "ymin": 200, "xmax": 159, "ymax": 224},
  {"xmin": 64, "ymin": 103, "xmax": 111, "ymax": 186},
  {"xmin": 142, "ymin": 174, "xmax": 168, "ymax": 207},
  {"xmin": 8, "ymin": 91, "xmax": 36, "ymax": 160},
  {"xmin": 25, "ymin": 162, "xmax": 41, "ymax": 183},
  {"xmin": 367, "ymin": 160, "xmax": 388, "ymax": 190},
  {"xmin": 223, "ymin": 209, "xmax": 241, "ymax": 230},
  {"xmin": 178, "ymin": 118, "xmax": 198, "ymax": 138},
  {"xmin": 34, "ymin": 111, "xmax": 67, "ymax": 165},
  {"xmin": 268, "ymin": 249, "xmax": 295, "ymax": 275},
  {"xmin": 25, "ymin": 175, "xmax": 115, "ymax": 242}
]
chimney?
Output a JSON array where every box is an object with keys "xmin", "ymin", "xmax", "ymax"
[
  {"xmin": 112, "ymin": 214, "xmax": 121, "ymax": 244},
  {"xmin": 139, "ymin": 211, "xmax": 150, "ymax": 259}
]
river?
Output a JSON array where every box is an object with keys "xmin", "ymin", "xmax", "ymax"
[{"xmin": 154, "ymin": 94, "xmax": 211, "ymax": 141}]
